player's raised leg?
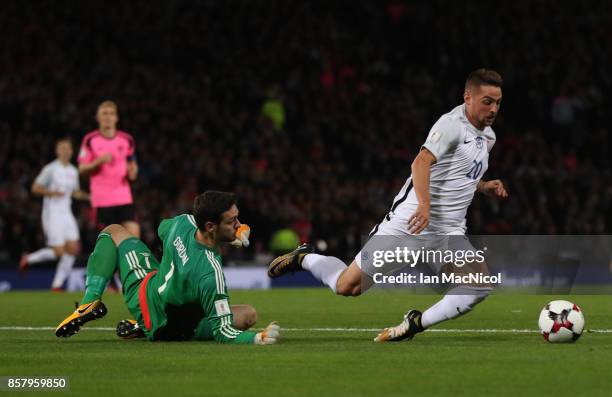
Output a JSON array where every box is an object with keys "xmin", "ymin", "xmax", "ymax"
[
  {"xmin": 55, "ymin": 224, "xmax": 132, "ymax": 337},
  {"xmin": 19, "ymin": 245, "xmax": 62, "ymax": 275},
  {"xmin": 50, "ymin": 240, "xmax": 79, "ymax": 291},
  {"xmin": 268, "ymin": 245, "xmax": 364, "ymax": 296},
  {"xmin": 19, "ymin": 218, "xmax": 67, "ymax": 275}
]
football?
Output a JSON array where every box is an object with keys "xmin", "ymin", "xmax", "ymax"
[{"xmin": 538, "ymin": 300, "xmax": 585, "ymax": 343}]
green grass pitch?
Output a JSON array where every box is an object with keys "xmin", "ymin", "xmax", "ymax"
[{"xmin": 1, "ymin": 289, "xmax": 611, "ymax": 396}]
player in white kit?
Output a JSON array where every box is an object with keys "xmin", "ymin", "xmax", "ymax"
[
  {"xmin": 19, "ymin": 138, "xmax": 90, "ymax": 291},
  {"xmin": 268, "ymin": 69, "xmax": 508, "ymax": 341}
]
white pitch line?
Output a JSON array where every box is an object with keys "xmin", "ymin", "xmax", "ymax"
[
  {"xmin": 287, "ymin": 328, "xmax": 612, "ymax": 334},
  {"xmin": 0, "ymin": 326, "xmax": 610, "ymax": 333}
]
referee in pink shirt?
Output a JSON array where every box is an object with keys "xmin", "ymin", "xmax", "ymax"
[{"xmin": 78, "ymin": 100, "xmax": 140, "ymax": 238}]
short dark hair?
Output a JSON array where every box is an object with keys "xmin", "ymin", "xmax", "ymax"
[
  {"xmin": 192, "ymin": 191, "xmax": 237, "ymax": 230},
  {"xmin": 465, "ymin": 68, "xmax": 503, "ymax": 90},
  {"xmin": 56, "ymin": 136, "xmax": 72, "ymax": 146}
]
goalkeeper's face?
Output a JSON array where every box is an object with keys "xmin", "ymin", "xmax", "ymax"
[{"xmin": 216, "ymin": 205, "xmax": 241, "ymax": 243}]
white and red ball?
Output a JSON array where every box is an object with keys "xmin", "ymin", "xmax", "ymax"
[{"xmin": 538, "ymin": 300, "xmax": 585, "ymax": 343}]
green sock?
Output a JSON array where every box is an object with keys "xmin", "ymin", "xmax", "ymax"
[{"xmin": 81, "ymin": 232, "xmax": 118, "ymax": 304}]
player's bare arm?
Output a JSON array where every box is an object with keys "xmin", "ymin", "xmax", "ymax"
[
  {"xmin": 127, "ymin": 160, "xmax": 138, "ymax": 181},
  {"xmin": 408, "ymin": 148, "xmax": 436, "ymax": 234},
  {"xmin": 477, "ymin": 179, "xmax": 508, "ymax": 199},
  {"xmin": 78, "ymin": 153, "xmax": 112, "ymax": 175},
  {"xmin": 72, "ymin": 189, "xmax": 91, "ymax": 202},
  {"xmin": 31, "ymin": 182, "xmax": 64, "ymax": 197}
]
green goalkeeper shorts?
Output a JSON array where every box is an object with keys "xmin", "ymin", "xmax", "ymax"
[{"xmin": 117, "ymin": 237, "xmax": 160, "ymax": 332}]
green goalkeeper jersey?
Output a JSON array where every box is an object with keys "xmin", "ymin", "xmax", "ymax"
[{"xmin": 144, "ymin": 214, "xmax": 256, "ymax": 343}]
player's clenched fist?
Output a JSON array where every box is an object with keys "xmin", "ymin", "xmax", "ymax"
[
  {"xmin": 478, "ymin": 179, "xmax": 508, "ymax": 199},
  {"xmin": 254, "ymin": 321, "xmax": 280, "ymax": 345}
]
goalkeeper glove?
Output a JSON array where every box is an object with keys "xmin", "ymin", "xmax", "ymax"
[
  {"xmin": 254, "ymin": 321, "xmax": 280, "ymax": 345},
  {"xmin": 230, "ymin": 224, "xmax": 251, "ymax": 248}
]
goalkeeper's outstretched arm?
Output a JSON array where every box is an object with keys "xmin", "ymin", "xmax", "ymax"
[{"xmin": 199, "ymin": 277, "xmax": 280, "ymax": 344}]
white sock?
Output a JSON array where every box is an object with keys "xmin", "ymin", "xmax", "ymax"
[
  {"xmin": 51, "ymin": 254, "xmax": 76, "ymax": 289},
  {"xmin": 301, "ymin": 254, "xmax": 347, "ymax": 293},
  {"xmin": 421, "ymin": 287, "xmax": 490, "ymax": 329},
  {"xmin": 27, "ymin": 248, "xmax": 57, "ymax": 264}
]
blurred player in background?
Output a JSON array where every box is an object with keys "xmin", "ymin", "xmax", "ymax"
[
  {"xmin": 54, "ymin": 191, "xmax": 278, "ymax": 345},
  {"xmin": 19, "ymin": 138, "xmax": 90, "ymax": 290},
  {"xmin": 268, "ymin": 69, "xmax": 508, "ymax": 342},
  {"xmin": 78, "ymin": 100, "xmax": 140, "ymax": 237}
]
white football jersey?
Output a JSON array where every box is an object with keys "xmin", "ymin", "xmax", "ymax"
[
  {"xmin": 34, "ymin": 160, "xmax": 80, "ymax": 216},
  {"xmin": 381, "ymin": 104, "xmax": 496, "ymax": 234}
]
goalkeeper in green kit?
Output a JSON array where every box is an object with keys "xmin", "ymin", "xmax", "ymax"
[{"xmin": 55, "ymin": 191, "xmax": 280, "ymax": 344}]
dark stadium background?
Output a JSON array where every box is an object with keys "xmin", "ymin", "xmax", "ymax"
[{"xmin": 1, "ymin": 0, "xmax": 611, "ymax": 268}]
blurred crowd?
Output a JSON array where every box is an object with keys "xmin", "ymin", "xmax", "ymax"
[{"xmin": 1, "ymin": 0, "xmax": 611, "ymax": 266}]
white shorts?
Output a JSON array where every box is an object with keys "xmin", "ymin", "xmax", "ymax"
[
  {"xmin": 355, "ymin": 214, "xmax": 474, "ymax": 277},
  {"xmin": 42, "ymin": 210, "xmax": 80, "ymax": 247}
]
